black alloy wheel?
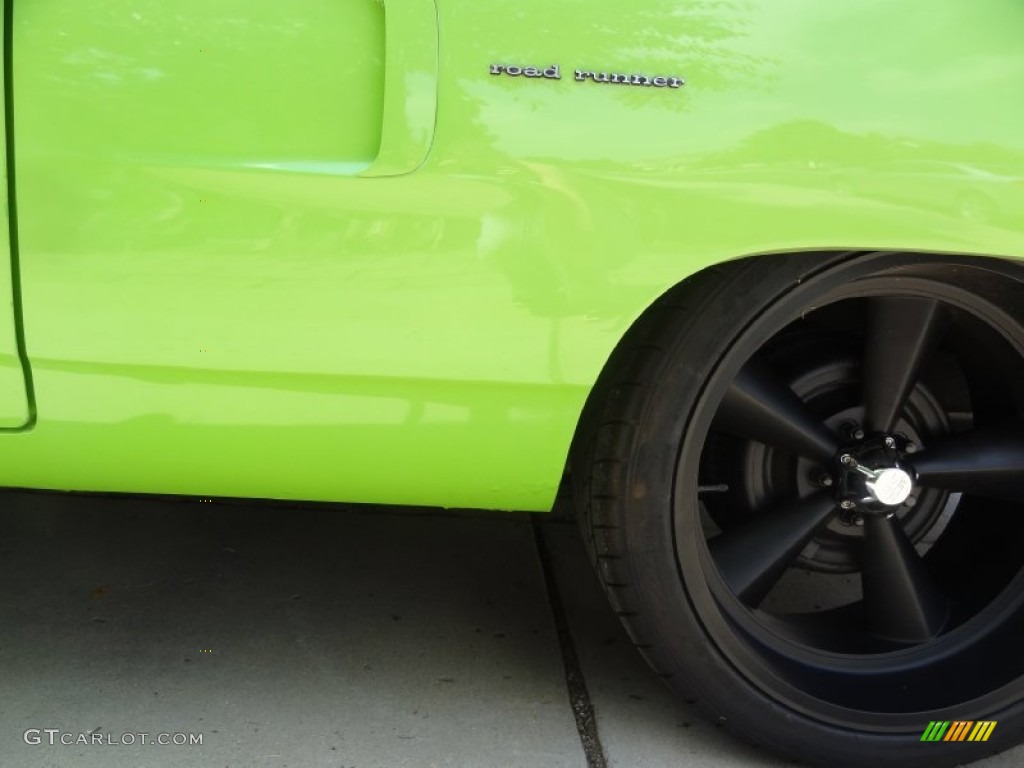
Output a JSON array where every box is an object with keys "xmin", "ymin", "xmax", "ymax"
[{"xmin": 573, "ymin": 251, "xmax": 1024, "ymax": 768}]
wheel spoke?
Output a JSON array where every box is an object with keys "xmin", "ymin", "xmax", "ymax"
[
  {"xmin": 863, "ymin": 297, "xmax": 945, "ymax": 434},
  {"xmin": 717, "ymin": 361, "xmax": 840, "ymax": 464},
  {"xmin": 861, "ymin": 514, "xmax": 948, "ymax": 644},
  {"xmin": 709, "ymin": 492, "xmax": 837, "ymax": 607},
  {"xmin": 912, "ymin": 425, "xmax": 1024, "ymax": 503}
]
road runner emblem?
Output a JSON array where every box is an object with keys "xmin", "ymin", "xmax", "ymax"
[{"xmin": 490, "ymin": 63, "xmax": 684, "ymax": 89}]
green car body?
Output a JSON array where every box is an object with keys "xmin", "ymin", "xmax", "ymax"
[{"xmin": 4, "ymin": 0, "xmax": 1023, "ymax": 511}]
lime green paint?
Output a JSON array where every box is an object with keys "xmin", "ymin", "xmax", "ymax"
[
  {"xmin": 0, "ymin": 0, "xmax": 30, "ymax": 428},
  {"xmin": 6, "ymin": 0, "xmax": 1024, "ymax": 510},
  {"xmin": 362, "ymin": 0, "xmax": 438, "ymax": 177},
  {"xmin": 14, "ymin": 0, "xmax": 387, "ymax": 166}
]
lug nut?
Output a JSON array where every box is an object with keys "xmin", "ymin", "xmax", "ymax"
[
  {"xmin": 884, "ymin": 436, "xmax": 897, "ymax": 449},
  {"xmin": 842, "ymin": 422, "xmax": 866, "ymax": 441},
  {"xmin": 840, "ymin": 500, "xmax": 856, "ymax": 510},
  {"xmin": 840, "ymin": 454, "xmax": 856, "ymax": 467}
]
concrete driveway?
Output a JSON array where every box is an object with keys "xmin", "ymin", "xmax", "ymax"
[{"xmin": 0, "ymin": 491, "xmax": 1019, "ymax": 767}]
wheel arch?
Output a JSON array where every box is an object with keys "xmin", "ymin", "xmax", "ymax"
[{"xmin": 564, "ymin": 247, "xmax": 1024, "ymax": 502}]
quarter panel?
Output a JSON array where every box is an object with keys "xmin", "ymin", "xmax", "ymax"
[{"xmin": 5, "ymin": 0, "xmax": 1024, "ymax": 510}]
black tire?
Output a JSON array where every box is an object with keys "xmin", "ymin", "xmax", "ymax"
[{"xmin": 572, "ymin": 250, "xmax": 1024, "ymax": 767}]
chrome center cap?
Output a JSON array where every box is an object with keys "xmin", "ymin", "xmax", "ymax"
[{"xmin": 865, "ymin": 467, "xmax": 914, "ymax": 507}]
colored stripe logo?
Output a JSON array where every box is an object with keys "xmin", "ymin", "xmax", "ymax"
[{"xmin": 921, "ymin": 721, "xmax": 997, "ymax": 742}]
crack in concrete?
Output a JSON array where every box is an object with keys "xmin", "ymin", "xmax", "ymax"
[{"xmin": 533, "ymin": 518, "xmax": 608, "ymax": 768}]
